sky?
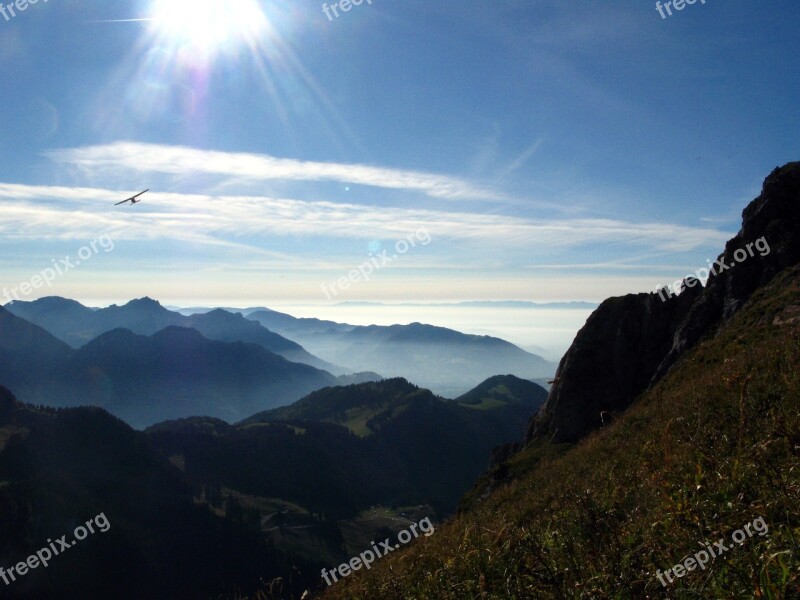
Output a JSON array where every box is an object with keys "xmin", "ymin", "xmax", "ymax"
[{"xmin": 0, "ymin": 0, "xmax": 798, "ymax": 309}]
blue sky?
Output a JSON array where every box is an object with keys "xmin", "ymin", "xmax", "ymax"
[{"xmin": 0, "ymin": 0, "xmax": 798, "ymax": 307}]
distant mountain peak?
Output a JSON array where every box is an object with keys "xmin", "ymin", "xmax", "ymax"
[
  {"xmin": 151, "ymin": 325, "xmax": 207, "ymax": 343},
  {"xmin": 8, "ymin": 296, "xmax": 83, "ymax": 307},
  {"xmin": 200, "ymin": 308, "xmax": 240, "ymax": 319},
  {"xmin": 87, "ymin": 327, "xmax": 140, "ymax": 344},
  {"xmin": 125, "ymin": 297, "xmax": 163, "ymax": 308}
]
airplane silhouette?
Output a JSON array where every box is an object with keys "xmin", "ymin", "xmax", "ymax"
[{"xmin": 115, "ymin": 189, "xmax": 149, "ymax": 206}]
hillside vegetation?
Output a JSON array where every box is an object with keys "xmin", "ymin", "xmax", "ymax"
[
  {"xmin": 317, "ymin": 266, "xmax": 800, "ymax": 598},
  {"xmin": 150, "ymin": 377, "xmax": 545, "ymax": 520}
]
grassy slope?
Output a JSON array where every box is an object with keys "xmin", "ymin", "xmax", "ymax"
[{"xmin": 318, "ymin": 267, "xmax": 800, "ymax": 599}]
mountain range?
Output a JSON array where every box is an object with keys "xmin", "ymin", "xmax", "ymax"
[
  {"xmin": 0, "ymin": 307, "xmax": 338, "ymax": 428},
  {"xmin": 0, "ymin": 374, "xmax": 547, "ymax": 598},
  {"xmin": 4, "ymin": 296, "xmax": 554, "ymax": 408},
  {"xmin": 150, "ymin": 376, "xmax": 546, "ymax": 518},
  {"xmin": 245, "ymin": 310, "xmax": 554, "ymax": 397},
  {"xmin": 5, "ymin": 296, "xmax": 341, "ymax": 374},
  {"xmin": 0, "ymin": 386, "xmax": 305, "ymax": 600},
  {"xmin": 5, "ymin": 161, "xmax": 795, "ymax": 598}
]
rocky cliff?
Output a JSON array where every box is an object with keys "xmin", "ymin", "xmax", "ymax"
[{"xmin": 529, "ymin": 162, "xmax": 800, "ymax": 445}]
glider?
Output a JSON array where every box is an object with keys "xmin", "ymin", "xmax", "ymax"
[{"xmin": 115, "ymin": 189, "xmax": 149, "ymax": 206}]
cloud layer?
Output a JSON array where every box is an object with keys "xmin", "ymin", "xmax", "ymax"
[{"xmin": 48, "ymin": 142, "xmax": 504, "ymax": 201}]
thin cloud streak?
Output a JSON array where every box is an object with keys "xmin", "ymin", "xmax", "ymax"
[
  {"xmin": 497, "ymin": 138, "xmax": 545, "ymax": 180},
  {"xmin": 47, "ymin": 142, "xmax": 506, "ymax": 202},
  {"xmin": 0, "ymin": 183, "xmax": 730, "ymax": 253}
]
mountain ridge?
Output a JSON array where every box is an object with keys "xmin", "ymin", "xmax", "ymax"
[
  {"xmin": 530, "ymin": 161, "xmax": 800, "ymax": 445},
  {"xmin": 0, "ymin": 313, "xmax": 339, "ymax": 428},
  {"xmin": 5, "ymin": 296, "xmax": 342, "ymax": 374},
  {"xmin": 148, "ymin": 375, "xmax": 546, "ymax": 518},
  {"xmin": 246, "ymin": 311, "xmax": 554, "ymax": 397}
]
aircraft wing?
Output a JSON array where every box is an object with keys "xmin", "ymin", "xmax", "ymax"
[{"xmin": 115, "ymin": 189, "xmax": 148, "ymax": 206}]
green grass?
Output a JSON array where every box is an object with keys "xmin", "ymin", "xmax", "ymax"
[
  {"xmin": 240, "ymin": 421, "xmax": 307, "ymax": 435},
  {"xmin": 459, "ymin": 397, "xmax": 507, "ymax": 410},
  {"xmin": 316, "ymin": 266, "xmax": 800, "ymax": 599},
  {"xmin": 458, "ymin": 383, "xmax": 529, "ymax": 410},
  {"xmin": 341, "ymin": 404, "xmax": 388, "ymax": 436}
]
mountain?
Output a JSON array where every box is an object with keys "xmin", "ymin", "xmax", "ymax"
[
  {"xmin": 149, "ymin": 377, "xmax": 544, "ymax": 519},
  {"xmin": 315, "ymin": 162, "xmax": 800, "ymax": 599},
  {"xmin": 0, "ymin": 296, "xmax": 97, "ymax": 343},
  {"xmin": 319, "ymin": 263, "xmax": 800, "ymax": 600},
  {"xmin": 167, "ymin": 306, "xmax": 268, "ymax": 317},
  {"xmin": 4, "ymin": 297, "xmax": 342, "ymax": 373},
  {"xmin": 528, "ymin": 287, "xmax": 700, "ymax": 443},
  {"xmin": 0, "ymin": 387, "xmax": 306, "ymax": 599},
  {"xmin": 531, "ymin": 162, "xmax": 800, "ymax": 444},
  {"xmin": 0, "ymin": 316, "xmax": 338, "ymax": 428},
  {"xmin": 455, "ymin": 374, "xmax": 548, "ymax": 409},
  {"xmin": 245, "ymin": 313, "xmax": 554, "ymax": 397},
  {"xmin": 333, "ymin": 371, "xmax": 384, "ymax": 386},
  {"xmin": 185, "ymin": 308, "xmax": 342, "ymax": 373},
  {"xmin": 59, "ymin": 326, "xmax": 338, "ymax": 428},
  {"xmin": 0, "ymin": 373, "xmax": 546, "ymax": 597},
  {"xmin": 0, "ymin": 305, "xmax": 73, "ymax": 392}
]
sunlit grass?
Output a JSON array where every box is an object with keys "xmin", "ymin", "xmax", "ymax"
[{"xmin": 315, "ymin": 266, "xmax": 800, "ymax": 599}]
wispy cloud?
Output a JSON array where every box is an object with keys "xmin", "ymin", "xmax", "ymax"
[
  {"xmin": 0, "ymin": 182, "xmax": 731, "ymax": 253},
  {"xmin": 47, "ymin": 142, "xmax": 505, "ymax": 201},
  {"xmin": 496, "ymin": 138, "xmax": 545, "ymax": 180}
]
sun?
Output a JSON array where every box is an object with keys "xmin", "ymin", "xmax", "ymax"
[{"xmin": 148, "ymin": 0, "xmax": 270, "ymax": 56}]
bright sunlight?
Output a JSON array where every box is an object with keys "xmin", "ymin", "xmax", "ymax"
[{"xmin": 148, "ymin": 0, "xmax": 270, "ymax": 56}]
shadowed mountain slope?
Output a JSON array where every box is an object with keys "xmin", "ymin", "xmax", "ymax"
[
  {"xmin": 317, "ymin": 202, "xmax": 800, "ymax": 600},
  {"xmin": 0, "ymin": 387, "xmax": 304, "ymax": 599},
  {"xmin": 148, "ymin": 376, "xmax": 544, "ymax": 518},
  {"xmin": 0, "ymin": 316, "xmax": 338, "ymax": 428}
]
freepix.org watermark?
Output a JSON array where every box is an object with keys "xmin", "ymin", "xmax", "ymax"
[
  {"xmin": 656, "ymin": 516, "xmax": 768, "ymax": 587},
  {"xmin": 321, "ymin": 227, "xmax": 431, "ymax": 300},
  {"xmin": 656, "ymin": 0, "xmax": 706, "ymax": 19},
  {"xmin": 321, "ymin": 517, "xmax": 435, "ymax": 586},
  {"xmin": 655, "ymin": 236, "xmax": 770, "ymax": 302},
  {"xmin": 3, "ymin": 234, "xmax": 115, "ymax": 304},
  {"xmin": 0, "ymin": 512, "xmax": 111, "ymax": 587},
  {"xmin": 0, "ymin": 0, "xmax": 48, "ymax": 24},
  {"xmin": 322, "ymin": 0, "xmax": 373, "ymax": 22}
]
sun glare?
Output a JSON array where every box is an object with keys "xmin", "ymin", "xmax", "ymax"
[{"xmin": 148, "ymin": 0, "xmax": 270, "ymax": 55}]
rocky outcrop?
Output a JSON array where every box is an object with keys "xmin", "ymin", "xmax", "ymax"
[
  {"xmin": 528, "ymin": 282, "xmax": 700, "ymax": 443},
  {"xmin": 528, "ymin": 162, "xmax": 800, "ymax": 445},
  {"xmin": 653, "ymin": 162, "xmax": 800, "ymax": 380}
]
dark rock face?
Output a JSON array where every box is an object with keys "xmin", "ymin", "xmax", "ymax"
[
  {"xmin": 529, "ymin": 162, "xmax": 800, "ymax": 445},
  {"xmin": 654, "ymin": 163, "xmax": 800, "ymax": 381},
  {"xmin": 529, "ymin": 284, "xmax": 699, "ymax": 443}
]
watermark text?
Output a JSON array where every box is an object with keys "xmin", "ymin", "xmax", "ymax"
[
  {"xmin": 3, "ymin": 234, "xmax": 115, "ymax": 304},
  {"xmin": 656, "ymin": 516, "xmax": 768, "ymax": 587},
  {"xmin": 321, "ymin": 516, "xmax": 435, "ymax": 586},
  {"xmin": 321, "ymin": 227, "xmax": 430, "ymax": 300},
  {"xmin": 1, "ymin": 0, "xmax": 48, "ymax": 25},
  {"xmin": 0, "ymin": 512, "xmax": 111, "ymax": 586}
]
